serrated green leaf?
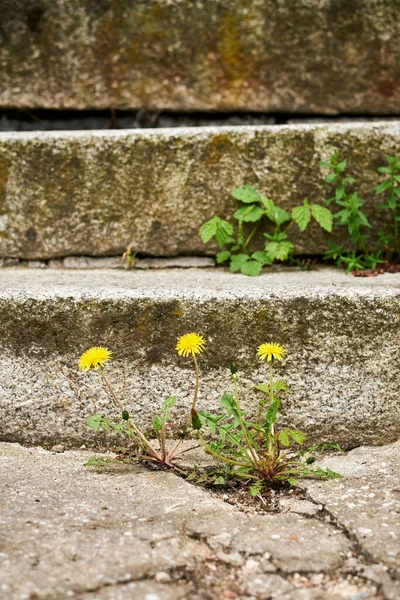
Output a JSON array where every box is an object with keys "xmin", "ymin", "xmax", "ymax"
[
  {"xmin": 215, "ymin": 219, "xmax": 234, "ymax": 247},
  {"xmin": 218, "ymin": 423, "xmax": 234, "ymax": 443},
  {"xmin": 260, "ymin": 196, "xmax": 275, "ymax": 212},
  {"xmin": 264, "ymin": 241, "xmax": 294, "ymax": 262},
  {"xmin": 255, "ymin": 383, "xmax": 269, "ymax": 394},
  {"xmin": 113, "ymin": 422, "xmax": 128, "ymax": 433},
  {"xmin": 356, "ymin": 211, "xmax": 371, "ymax": 228},
  {"xmin": 270, "ymin": 206, "xmax": 292, "ymax": 226},
  {"xmin": 199, "ymin": 217, "xmax": 220, "ymax": 244},
  {"xmin": 213, "ymin": 476, "xmax": 226, "ymax": 485},
  {"xmin": 310, "ymin": 204, "xmax": 333, "ymax": 232},
  {"xmin": 325, "ymin": 172, "xmax": 338, "ymax": 184},
  {"xmin": 86, "ymin": 414, "xmax": 109, "ymax": 432},
  {"xmin": 278, "ymin": 430, "xmax": 290, "ymax": 447},
  {"xmin": 233, "ymin": 204, "xmax": 264, "ymax": 223},
  {"xmin": 162, "ymin": 396, "xmax": 176, "ymax": 410},
  {"xmin": 273, "ymin": 380, "xmax": 288, "ymax": 391},
  {"xmin": 220, "ymin": 393, "xmax": 244, "ymax": 427},
  {"xmin": 374, "ymin": 179, "xmax": 393, "ymax": 194},
  {"xmin": 231, "ymin": 185, "xmax": 261, "ymax": 204},
  {"xmin": 251, "ymin": 251, "xmax": 272, "ymax": 265},
  {"xmin": 199, "ymin": 216, "xmax": 233, "ymax": 247},
  {"xmin": 216, "ymin": 250, "xmax": 231, "ymax": 264},
  {"xmin": 292, "ymin": 203, "xmax": 311, "ymax": 231},
  {"xmin": 229, "ymin": 254, "xmax": 249, "ymax": 272},
  {"xmin": 275, "ymin": 241, "xmax": 294, "ymax": 261},
  {"xmin": 220, "ymin": 393, "xmax": 238, "ymax": 415},
  {"xmin": 198, "ymin": 410, "xmax": 224, "ymax": 435},
  {"xmin": 153, "ymin": 415, "xmax": 163, "ymax": 431},
  {"xmin": 335, "ymin": 186, "xmax": 345, "ymax": 200},
  {"xmin": 334, "ymin": 208, "xmax": 350, "ymax": 223},
  {"xmin": 264, "ymin": 242, "xmax": 278, "ymax": 262},
  {"xmin": 241, "ymin": 260, "xmax": 263, "ymax": 276},
  {"xmin": 290, "ymin": 430, "xmax": 306, "ymax": 445}
]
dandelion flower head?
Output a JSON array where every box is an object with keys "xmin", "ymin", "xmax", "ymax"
[
  {"xmin": 176, "ymin": 333, "xmax": 206, "ymax": 357},
  {"xmin": 257, "ymin": 342, "xmax": 285, "ymax": 362},
  {"xmin": 79, "ymin": 347, "xmax": 112, "ymax": 371}
]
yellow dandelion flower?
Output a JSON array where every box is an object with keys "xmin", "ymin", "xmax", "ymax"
[
  {"xmin": 257, "ymin": 342, "xmax": 285, "ymax": 362},
  {"xmin": 176, "ymin": 333, "xmax": 206, "ymax": 357},
  {"xmin": 79, "ymin": 347, "xmax": 112, "ymax": 371}
]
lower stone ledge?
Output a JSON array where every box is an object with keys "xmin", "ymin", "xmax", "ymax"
[{"xmin": 0, "ymin": 440, "xmax": 398, "ymax": 599}]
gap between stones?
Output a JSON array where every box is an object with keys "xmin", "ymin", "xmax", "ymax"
[{"xmin": 1, "ymin": 108, "xmax": 400, "ymax": 131}]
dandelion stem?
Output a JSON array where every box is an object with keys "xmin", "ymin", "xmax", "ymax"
[
  {"xmin": 98, "ymin": 368, "xmax": 162, "ymax": 462},
  {"xmin": 99, "ymin": 368, "xmax": 124, "ymax": 411},
  {"xmin": 128, "ymin": 421, "xmax": 162, "ymax": 462},
  {"xmin": 186, "ymin": 353, "xmax": 200, "ymax": 425},
  {"xmin": 268, "ymin": 360, "xmax": 275, "ymax": 455},
  {"xmin": 232, "ymin": 377, "xmax": 259, "ymax": 466},
  {"xmin": 192, "ymin": 354, "xmax": 200, "ymax": 413}
]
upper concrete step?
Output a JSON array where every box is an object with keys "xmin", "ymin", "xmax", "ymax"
[
  {"xmin": 1, "ymin": 0, "xmax": 400, "ymax": 114},
  {"xmin": 1, "ymin": 267, "xmax": 400, "ymax": 449},
  {"xmin": 0, "ymin": 122, "xmax": 399, "ymax": 260}
]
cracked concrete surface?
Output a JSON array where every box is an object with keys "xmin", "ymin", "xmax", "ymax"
[{"xmin": 0, "ymin": 441, "xmax": 399, "ymax": 600}]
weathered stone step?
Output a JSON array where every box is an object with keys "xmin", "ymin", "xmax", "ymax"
[
  {"xmin": 0, "ymin": 122, "xmax": 399, "ymax": 260},
  {"xmin": 1, "ymin": 268, "xmax": 399, "ymax": 449},
  {"xmin": 1, "ymin": 0, "xmax": 400, "ymax": 114}
]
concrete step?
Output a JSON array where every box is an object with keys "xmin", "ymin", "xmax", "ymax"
[
  {"xmin": 1, "ymin": 0, "xmax": 399, "ymax": 114},
  {"xmin": 0, "ymin": 122, "xmax": 399, "ymax": 260},
  {"xmin": 1, "ymin": 267, "xmax": 399, "ymax": 449}
]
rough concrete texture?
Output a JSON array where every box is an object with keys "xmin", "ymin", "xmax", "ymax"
[
  {"xmin": 1, "ymin": 122, "xmax": 400, "ymax": 260},
  {"xmin": 304, "ymin": 442, "xmax": 400, "ymax": 577},
  {"xmin": 1, "ymin": 441, "xmax": 399, "ymax": 599},
  {"xmin": 1, "ymin": 0, "xmax": 400, "ymax": 113},
  {"xmin": 1, "ymin": 267, "xmax": 400, "ymax": 449}
]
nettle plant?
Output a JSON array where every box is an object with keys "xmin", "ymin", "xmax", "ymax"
[
  {"xmin": 199, "ymin": 152, "xmax": 400, "ymax": 275},
  {"xmin": 374, "ymin": 154, "xmax": 400, "ymax": 259},
  {"xmin": 321, "ymin": 151, "xmax": 386, "ymax": 273},
  {"xmin": 199, "ymin": 185, "xmax": 333, "ymax": 276},
  {"xmin": 80, "ymin": 336, "xmax": 341, "ymax": 494}
]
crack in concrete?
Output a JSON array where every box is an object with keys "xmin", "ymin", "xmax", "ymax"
[{"xmin": 302, "ymin": 487, "xmax": 400, "ymax": 598}]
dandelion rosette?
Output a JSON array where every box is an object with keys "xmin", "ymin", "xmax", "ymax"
[
  {"xmin": 176, "ymin": 333, "xmax": 206, "ymax": 357},
  {"xmin": 257, "ymin": 342, "xmax": 285, "ymax": 362},
  {"xmin": 79, "ymin": 347, "xmax": 112, "ymax": 371}
]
